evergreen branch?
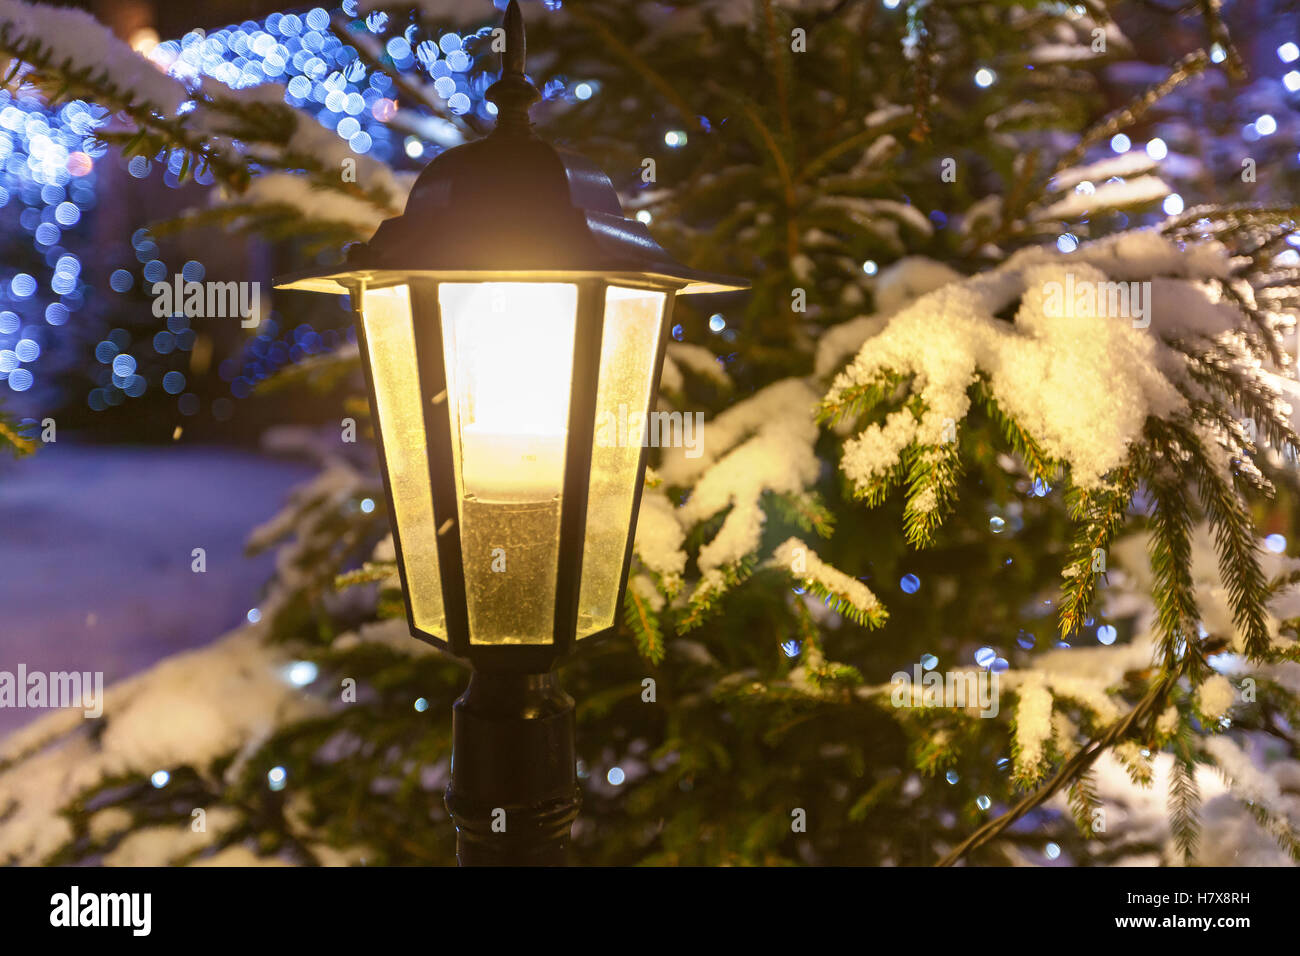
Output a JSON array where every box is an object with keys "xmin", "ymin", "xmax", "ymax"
[
  {"xmin": 1163, "ymin": 420, "xmax": 1271, "ymax": 660},
  {"xmin": 759, "ymin": 0, "xmax": 795, "ymax": 158},
  {"xmin": 1180, "ymin": 346, "xmax": 1300, "ymax": 458},
  {"xmin": 565, "ymin": 8, "xmax": 704, "ymax": 132},
  {"xmin": 677, "ymin": 558, "xmax": 756, "ymax": 633},
  {"xmin": 797, "ymin": 576, "xmax": 887, "ymax": 629},
  {"xmin": 817, "ymin": 371, "xmax": 905, "ymax": 426},
  {"xmin": 1195, "ymin": 0, "xmax": 1246, "ymax": 81},
  {"xmin": 1138, "ymin": 421, "xmax": 1204, "ymax": 674},
  {"xmin": 974, "ymin": 381, "xmax": 1055, "ymax": 484},
  {"xmin": 937, "ymin": 669, "xmax": 1178, "ymax": 866},
  {"xmin": 334, "ymin": 563, "xmax": 398, "ymax": 590},
  {"xmin": 623, "ymin": 586, "xmax": 665, "ymax": 664},
  {"xmin": 1066, "ymin": 770, "xmax": 1101, "ymax": 839},
  {"xmin": 0, "ymin": 410, "xmax": 35, "ymax": 457},
  {"xmin": 1168, "ymin": 725, "xmax": 1201, "ymax": 863},
  {"xmin": 901, "ymin": 442, "xmax": 963, "ymax": 548},
  {"xmin": 767, "ymin": 491, "xmax": 836, "ymax": 539},
  {"xmin": 1058, "ymin": 471, "xmax": 1136, "ymax": 640},
  {"xmin": 1050, "ymin": 49, "xmax": 1210, "ymax": 178}
]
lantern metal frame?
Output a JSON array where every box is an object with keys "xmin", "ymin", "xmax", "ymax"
[
  {"xmin": 355, "ymin": 273, "xmax": 681, "ymax": 672},
  {"xmin": 278, "ymin": 2, "xmax": 745, "ymax": 668}
]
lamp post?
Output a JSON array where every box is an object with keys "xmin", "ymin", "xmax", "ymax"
[{"xmin": 277, "ymin": 0, "xmax": 747, "ymax": 865}]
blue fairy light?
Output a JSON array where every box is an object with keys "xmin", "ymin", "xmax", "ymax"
[
  {"xmin": 10, "ymin": 273, "xmax": 36, "ymax": 298},
  {"xmin": 900, "ymin": 573, "xmax": 920, "ymax": 594}
]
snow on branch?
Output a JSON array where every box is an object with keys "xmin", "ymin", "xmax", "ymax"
[{"xmin": 770, "ymin": 537, "xmax": 885, "ymax": 628}]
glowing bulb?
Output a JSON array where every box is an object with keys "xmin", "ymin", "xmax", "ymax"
[
  {"xmin": 974, "ymin": 68, "xmax": 996, "ymax": 88},
  {"xmin": 439, "ymin": 283, "xmax": 577, "ymax": 500}
]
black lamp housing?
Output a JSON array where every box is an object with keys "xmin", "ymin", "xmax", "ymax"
[{"xmin": 276, "ymin": 2, "xmax": 747, "ymax": 674}]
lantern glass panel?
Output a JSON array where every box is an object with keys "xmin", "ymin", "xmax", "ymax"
[
  {"xmin": 359, "ymin": 284, "xmax": 446, "ymax": 638},
  {"xmin": 576, "ymin": 285, "xmax": 667, "ymax": 638},
  {"xmin": 438, "ymin": 282, "xmax": 579, "ymax": 645}
]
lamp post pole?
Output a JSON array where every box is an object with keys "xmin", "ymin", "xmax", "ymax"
[{"xmin": 444, "ymin": 668, "xmax": 580, "ymax": 866}]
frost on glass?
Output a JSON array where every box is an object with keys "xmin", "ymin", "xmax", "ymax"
[
  {"xmin": 577, "ymin": 286, "xmax": 666, "ymax": 638},
  {"xmin": 439, "ymin": 282, "xmax": 578, "ymax": 644},
  {"xmin": 359, "ymin": 285, "xmax": 445, "ymax": 638}
]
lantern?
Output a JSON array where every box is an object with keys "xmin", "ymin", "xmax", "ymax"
[{"xmin": 277, "ymin": 0, "xmax": 747, "ymax": 863}]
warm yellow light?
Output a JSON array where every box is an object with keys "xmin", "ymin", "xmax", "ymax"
[
  {"xmin": 440, "ymin": 282, "xmax": 578, "ymax": 644},
  {"xmin": 129, "ymin": 27, "xmax": 160, "ymax": 55},
  {"xmin": 577, "ymin": 286, "xmax": 666, "ymax": 637},
  {"xmin": 359, "ymin": 285, "xmax": 445, "ymax": 638}
]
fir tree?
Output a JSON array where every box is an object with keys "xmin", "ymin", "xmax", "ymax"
[{"xmin": 1, "ymin": 0, "xmax": 1299, "ymax": 867}]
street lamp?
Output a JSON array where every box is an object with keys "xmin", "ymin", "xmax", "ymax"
[{"xmin": 277, "ymin": 1, "xmax": 746, "ymax": 865}]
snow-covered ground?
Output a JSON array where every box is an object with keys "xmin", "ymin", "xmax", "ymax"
[{"xmin": 0, "ymin": 442, "xmax": 315, "ymax": 737}]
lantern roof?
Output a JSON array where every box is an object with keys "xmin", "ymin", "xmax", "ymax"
[{"xmin": 277, "ymin": 2, "xmax": 747, "ymax": 297}]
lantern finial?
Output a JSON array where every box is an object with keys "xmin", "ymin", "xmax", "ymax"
[{"xmin": 486, "ymin": 0, "xmax": 540, "ymax": 135}]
